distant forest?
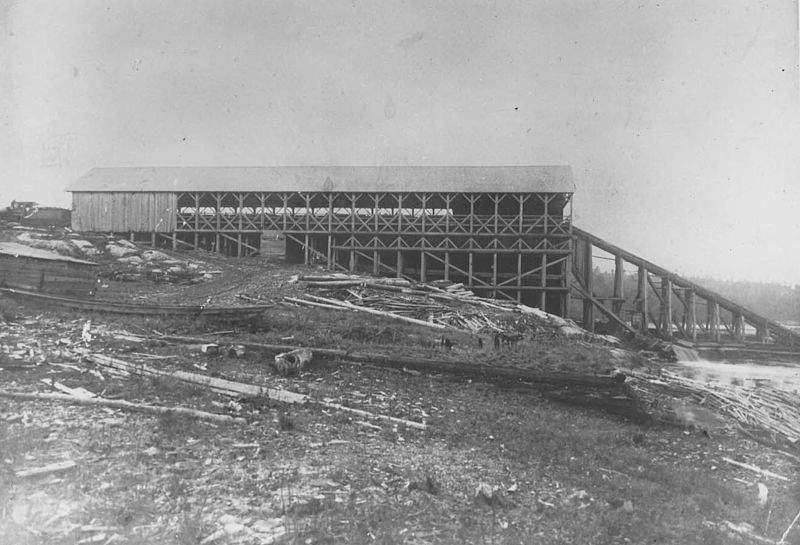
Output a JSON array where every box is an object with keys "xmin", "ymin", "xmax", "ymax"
[{"xmin": 572, "ymin": 270, "xmax": 800, "ymax": 323}]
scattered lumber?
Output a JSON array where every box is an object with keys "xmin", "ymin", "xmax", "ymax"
[
  {"xmin": 628, "ymin": 369, "xmax": 800, "ymax": 446},
  {"xmin": 703, "ymin": 520, "xmax": 775, "ymax": 545},
  {"xmin": 146, "ymin": 334, "xmax": 630, "ymax": 389},
  {"xmin": 302, "ymin": 294, "xmax": 447, "ymax": 330},
  {"xmin": 779, "ymin": 508, "xmax": 800, "ymax": 544},
  {"xmin": 41, "ymin": 378, "xmax": 96, "ymax": 399},
  {"xmin": 721, "ymin": 457, "xmax": 790, "ymax": 482},
  {"xmin": 87, "ymin": 354, "xmax": 427, "ymax": 430},
  {"xmin": 131, "ymin": 334, "xmax": 643, "ymax": 418},
  {"xmin": 290, "ymin": 274, "xmax": 607, "ymax": 343},
  {"xmin": 0, "ymin": 389, "xmax": 247, "ymax": 424},
  {"xmin": 15, "ymin": 460, "xmax": 77, "ymax": 479}
]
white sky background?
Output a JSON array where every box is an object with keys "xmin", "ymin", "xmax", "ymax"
[{"xmin": 1, "ymin": 0, "xmax": 799, "ymax": 284}]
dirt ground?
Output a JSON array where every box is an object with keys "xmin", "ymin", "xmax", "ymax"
[{"xmin": 1, "ymin": 244, "xmax": 799, "ymax": 545}]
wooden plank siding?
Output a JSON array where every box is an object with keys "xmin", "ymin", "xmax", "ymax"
[
  {"xmin": 71, "ymin": 192, "xmax": 176, "ymax": 233},
  {"xmin": 0, "ymin": 256, "xmax": 97, "ymax": 297}
]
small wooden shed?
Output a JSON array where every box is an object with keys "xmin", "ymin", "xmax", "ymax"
[{"xmin": 0, "ymin": 242, "xmax": 98, "ymax": 297}]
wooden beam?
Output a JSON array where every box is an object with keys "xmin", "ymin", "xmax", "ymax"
[
  {"xmin": 572, "ymin": 226, "xmax": 800, "ymax": 344},
  {"xmin": 581, "ymin": 239, "xmax": 594, "ymax": 332},
  {"xmin": 612, "ymin": 254, "xmax": 624, "ymax": 315},
  {"xmin": 686, "ymin": 289, "xmax": 697, "ymax": 342},
  {"xmin": 660, "ymin": 278, "xmax": 672, "ymax": 338},
  {"xmin": 708, "ymin": 301, "xmax": 720, "ymax": 343},
  {"xmin": 638, "ymin": 266, "xmax": 648, "ymax": 334},
  {"xmin": 571, "ymin": 282, "xmax": 639, "ymax": 336}
]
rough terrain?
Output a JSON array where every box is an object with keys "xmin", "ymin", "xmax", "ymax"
[{"xmin": 1, "ymin": 228, "xmax": 799, "ymax": 544}]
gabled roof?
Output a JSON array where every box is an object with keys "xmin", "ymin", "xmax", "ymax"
[{"xmin": 67, "ymin": 166, "xmax": 575, "ymax": 194}]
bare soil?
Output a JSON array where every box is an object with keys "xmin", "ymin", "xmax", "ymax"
[{"xmin": 1, "ymin": 247, "xmax": 799, "ymax": 545}]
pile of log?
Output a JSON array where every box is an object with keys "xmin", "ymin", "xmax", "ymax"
[
  {"xmin": 286, "ymin": 274, "xmax": 552, "ymax": 339},
  {"xmin": 627, "ymin": 369, "xmax": 800, "ymax": 446}
]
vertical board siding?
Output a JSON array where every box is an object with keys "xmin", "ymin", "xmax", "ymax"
[{"xmin": 72, "ymin": 193, "xmax": 176, "ymax": 232}]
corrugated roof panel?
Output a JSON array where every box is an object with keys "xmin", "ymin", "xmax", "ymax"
[{"xmin": 67, "ymin": 166, "xmax": 575, "ymax": 194}]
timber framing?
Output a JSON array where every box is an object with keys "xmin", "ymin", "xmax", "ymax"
[
  {"xmin": 169, "ymin": 190, "xmax": 573, "ymax": 313},
  {"xmin": 572, "ymin": 227, "xmax": 800, "ymax": 351},
  {"xmin": 68, "ymin": 167, "xmax": 575, "ymax": 315}
]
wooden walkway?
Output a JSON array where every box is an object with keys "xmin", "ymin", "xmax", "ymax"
[{"xmin": 572, "ymin": 226, "xmax": 800, "ymax": 352}]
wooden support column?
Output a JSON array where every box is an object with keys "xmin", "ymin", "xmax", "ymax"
[
  {"xmin": 686, "ymin": 289, "xmax": 697, "ymax": 342},
  {"xmin": 327, "ymin": 193, "xmax": 334, "ymax": 270},
  {"xmin": 540, "ymin": 253, "xmax": 547, "ymax": 310},
  {"xmin": 581, "ymin": 239, "xmax": 594, "ymax": 332},
  {"xmin": 215, "ymin": 193, "xmax": 222, "ymax": 253},
  {"xmin": 372, "ymin": 195, "xmax": 379, "ymax": 275},
  {"xmin": 734, "ymin": 312, "xmax": 745, "ymax": 343},
  {"xmin": 756, "ymin": 321, "xmax": 769, "ymax": 343},
  {"xmin": 660, "ymin": 278, "xmax": 672, "ymax": 338},
  {"xmin": 612, "ymin": 255, "xmax": 624, "ymax": 316},
  {"xmin": 237, "ymin": 193, "xmax": 244, "ymax": 258},
  {"xmin": 492, "ymin": 194, "xmax": 499, "ymax": 299},
  {"xmin": 468, "ymin": 195, "xmax": 475, "ymax": 289},
  {"xmin": 420, "ymin": 194, "xmax": 427, "ymax": 283},
  {"xmin": 396, "ymin": 194, "xmax": 403, "ymax": 278},
  {"xmin": 444, "ymin": 194, "xmax": 451, "ymax": 281},
  {"xmin": 542, "ymin": 194, "xmax": 550, "ymax": 311},
  {"xmin": 193, "ymin": 193, "xmax": 200, "ymax": 250},
  {"xmin": 517, "ymin": 195, "xmax": 524, "ymax": 303},
  {"xmin": 709, "ymin": 301, "xmax": 721, "ymax": 343},
  {"xmin": 637, "ymin": 266, "xmax": 648, "ymax": 333},
  {"xmin": 349, "ymin": 193, "xmax": 356, "ymax": 272}
]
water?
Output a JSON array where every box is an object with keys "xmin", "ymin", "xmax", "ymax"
[{"xmin": 669, "ymin": 357, "xmax": 800, "ymax": 393}]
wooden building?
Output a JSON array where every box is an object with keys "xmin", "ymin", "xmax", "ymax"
[
  {"xmin": 68, "ymin": 166, "xmax": 575, "ymax": 314},
  {"xmin": 0, "ymin": 242, "xmax": 97, "ymax": 297}
]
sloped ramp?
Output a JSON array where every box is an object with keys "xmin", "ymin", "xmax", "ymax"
[{"xmin": 571, "ymin": 226, "xmax": 800, "ymax": 352}]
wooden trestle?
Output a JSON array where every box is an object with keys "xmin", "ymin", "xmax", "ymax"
[
  {"xmin": 572, "ymin": 226, "xmax": 800, "ymax": 351},
  {"xmin": 171, "ymin": 191, "xmax": 573, "ymax": 314}
]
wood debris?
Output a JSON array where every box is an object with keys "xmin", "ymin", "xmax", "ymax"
[
  {"xmin": 0, "ymin": 389, "xmax": 247, "ymax": 424},
  {"xmin": 628, "ymin": 369, "xmax": 800, "ymax": 446},
  {"xmin": 286, "ymin": 273, "xmax": 602, "ymax": 342},
  {"xmin": 88, "ymin": 353, "xmax": 427, "ymax": 430},
  {"xmin": 721, "ymin": 457, "xmax": 790, "ymax": 482},
  {"xmin": 15, "ymin": 460, "xmax": 77, "ymax": 479}
]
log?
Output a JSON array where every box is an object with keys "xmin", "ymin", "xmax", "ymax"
[
  {"xmin": 87, "ymin": 354, "xmax": 427, "ymax": 430},
  {"xmin": 15, "ymin": 460, "xmax": 77, "ymax": 479},
  {"xmin": 149, "ymin": 334, "xmax": 628, "ymax": 390},
  {"xmin": 721, "ymin": 457, "xmax": 790, "ymax": 482},
  {"xmin": 0, "ymin": 389, "xmax": 247, "ymax": 424},
  {"xmin": 304, "ymin": 294, "xmax": 447, "ymax": 330},
  {"xmin": 779, "ymin": 508, "xmax": 800, "ymax": 544},
  {"xmin": 41, "ymin": 379, "xmax": 96, "ymax": 399}
]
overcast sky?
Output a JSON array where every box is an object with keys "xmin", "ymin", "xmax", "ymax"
[{"xmin": 1, "ymin": 0, "xmax": 798, "ymax": 284}]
